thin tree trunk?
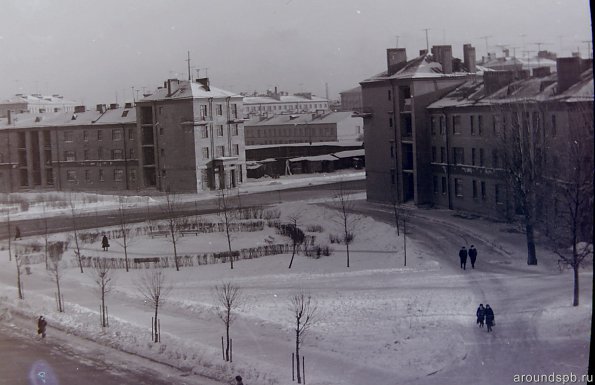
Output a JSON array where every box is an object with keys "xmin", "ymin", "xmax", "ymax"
[
  {"xmin": 296, "ymin": 322, "xmax": 301, "ymax": 384},
  {"xmin": 154, "ymin": 302, "xmax": 159, "ymax": 342},
  {"xmin": 289, "ymin": 243, "xmax": 296, "ymax": 269},
  {"xmin": 525, "ymin": 221, "xmax": 537, "ymax": 265},
  {"xmin": 226, "ymin": 317, "xmax": 230, "ymax": 361}
]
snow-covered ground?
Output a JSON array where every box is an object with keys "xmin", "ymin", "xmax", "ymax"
[{"xmin": 0, "ymin": 171, "xmax": 592, "ymax": 385}]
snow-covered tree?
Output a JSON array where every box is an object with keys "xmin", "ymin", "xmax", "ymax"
[
  {"xmin": 289, "ymin": 290, "xmax": 318, "ymax": 384},
  {"xmin": 91, "ymin": 258, "xmax": 115, "ymax": 327},
  {"xmin": 213, "ymin": 282, "xmax": 244, "ymax": 361},
  {"xmin": 333, "ymin": 181, "xmax": 359, "ymax": 267},
  {"xmin": 162, "ymin": 191, "xmax": 182, "ymax": 271},
  {"xmin": 47, "ymin": 241, "xmax": 68, "ymax": 312},
  {"xmin": 136, "ymin": 269, "xmax": 171, "ymax": 342},
  {"xmin": 68, "ymin": 194, "xmax": 84, "ymax": 273}
]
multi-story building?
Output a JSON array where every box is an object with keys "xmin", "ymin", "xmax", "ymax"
[
  {"xmin": 244, "ymin": 112, "xmax": 363, "ymax": 146},
  {"xmin": 242, "ymin": 89, "xmax": 329, "ymax": 118},
  {"xmin": 0, "ymin": 103, "xmax": 138, "ymax": 193},
  {"xmin": 136, "ymin": 78, "xmax": 246, "ymax": 192},
  {"xmin": 361, "ymin": 45, "xmax": 478, "ymax": 205},
  {"xmin": 0, "ymin": 94, "xmax": 77, "ymax": 118},
  {"xmin": 339, "ymin": 86, "xmax": 363, "ymax": 112}
]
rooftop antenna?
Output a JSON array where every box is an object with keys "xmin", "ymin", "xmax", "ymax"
[
  {"xmin": 185, "ymin": 51, "xmax": 191, "ymax": 81},
  {"xmin": 131, "ymin": 86, "xmax": 135, "ymax": 103},
  {"xmin": 422, "ymin": 28, "xmax": 430, "ymax": 51},
  {"xmin": 325, "ymin": 82, "xmax": 329, "ymax": 100},
  {"xmin": 395, "ymin": 35, "xmax": 400, "ymax": 48}
]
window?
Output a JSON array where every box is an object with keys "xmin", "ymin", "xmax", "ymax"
[
  {"xmin": 111, "ymin": 149, "xmax": 123, "ymax": 160},
  {"xmin": 202, "ymin": 147, "xmax": 210, "ymax": 159},
  {"xmin": 159, "ymin": 126, "xmax": 164, "ymax": 135},
  {"xmin": 83, "ymin": 150, "xmax": 89, "ymax": 161},
  {"xmin": 478, "ymin": 115, "xmax": 483, "ymax": 135},
  {"xmin": 216, "ymin": 104, "xmax": 223, "ymax": 116},
  {"xmin": 390, "ymin": 169, "xmax": 395, "ymax": 184},
  {"xmin": 129, "ymin": 148, "xmax": 135, "ymax": 158},
  {"xmin": 492, "ymin": 115, "xmax": 498, "ymax": 135},
  {"xmin": 232, "ymin": 124, "xmax": 239, "ymax": 136},
  {"xmin": 97, "ymin": 130, "xmax": 103, "ymax": 140},
  {"xmin": 217, "ymin": 125, "xmax": 224, "ymax": 137},
  {"xmin": 453, "ymin": 147, "xmax": 465, "ymax": 164},
  {"xmin": 201, "ymin": 127, "xmax": 209, "ymax": 138},
  {"xmin": 216, "ymin": 145, "xmax": 225, "ymax": 157},
  {"xmin": 433, "ymin": 176, "xmax": 438, "ymax": 193},
  {"xmin": 431, "ymin": 116, "xmax": 437, "ymax": 135},
  {"xmin": 64, "ymin": 151, "xmax": 75, "ymax": 161},
  {"xmin": 492, "ymin": 150, "xmax": 499, "ymax": 168},
  {"xmin": 232, "ymin": 144, "xmax": 239, "ymax": 156},
  {"xmin": 231, "ymin": 104, "xmax": 238, "ymax": 118},
  {"xmin": 479, "ymin": 149, "xmax": 485, "ymax": 167},
  {"xmin": 495, "ymin": 184, "xmax": 503, "ymax": 204},
  {"xmin": 440, "ymin": 147, "xmax": 446, "ymax": 163},
  {"xmin": 470, "ymin": 115, "xmax": 475, "ymax": 135},
  {"xmin": 388, "ymin": 89, "xmax": 392, "ymax": 101},
  {"xmin": 471, "ymin": 148, "xmax": 476, "ymax": 166},
  {"xmin": 551, "ymin": 114, "xmax": 557, "ymax": 137},
  {"xmin": 431, "ymin": 146, "xmax": 437, "ymax": 162},
  {"xmin": 98, "ymin": 147, "xmax": 104, "ymax": 160},
  {"xmin": 453, "ymin": 115, "xmax": 462, "ymax": 134},
  {"xmin": 201, "ymin": 169, "xmax": 209, "ymax": 188},
  {"xmin": 454, "ymin": 178, "xmax": 463, "ymax": 197},
  {"xmin": 472, "ymin": 180, "xmax": 478, "ymax": 199},
  {"xmin": 200, "ymin": 105, "xmax": 208, "ymax": 118},
  {"xmin": 113, "ymin": 169, "xmax": 124, "ymax": 182},
  {"xmin": 99, "ymin": 169, "xmax": 104, "ymax": 182},
  {"xmin": 390, "ymin": 141, "xmax": 395, "ymax": 158},
  {"xmin": 440, "ymin": 116, "xmax": 445, "ymax": 135},
  {"xmin": 481, "ymin": 181, "xmax": 486, "ymax": 200},
  {"xmin": 389, "ymin": 117, "xmax": 393, "ymax": 128},
  {"xmin": 67, "ymin": 170, "xmax": 76, "ymax": 181},
  {"xmin": 128, "ymin": 128, "xmax": 135, "ymax": 140},
  {"xmin": 85, "ymin": 170, "xmax": 91, "ymax": 183},
  {"xmin": 64, "ymin": 131, "xmax": 73, "ymax": 142},
  {"xmin": 441, "ymin": 176, "xmax": 447, "ymax": 195},
  {"xmin": 112, "ymin": 129, "xmax": 122, "ymax": 141},
  {"xmin": 130, "ymin": 169, "xmax": 137, "ymax": 183},
  {"xmin": 83, "ymin": 130, "xmax": 88, "ymax": 141}
]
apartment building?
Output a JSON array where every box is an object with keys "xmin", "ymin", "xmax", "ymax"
[
  {"xmin": 136, "ymin": 78, "xmax": 246, "ymax": 192},
  {"xmin": 0, "ymin": 94, "xmax": 77, "ymax": 118},
  {"xmin": 243, "ymin": 89, "xmax": 329, "ymax": 118}
]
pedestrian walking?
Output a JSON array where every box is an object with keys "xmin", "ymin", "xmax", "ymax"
[
  {"xmin": 235, "ymin": 375, "xmax": 244, "ymax": 385},
  {"xmin": 476, "ymin": 304, "xmax": 485, "ymax": 328},
  {"xmin": 485, "ymin": 304, "xmax": 495, "ymax": 332},
  {"xmin": 37, "ymin": 316, "xmax": 47, "ymax": 339},
  {"xmin": 459, "ymin": 246, "xmax": 468, "ymax": 270},
  {"xmin": 469, "ymin": 245, "xmax": 478, "ymax": 269},
  {"xmin": 101, "ymin": 235, "xmax": 110, "ymax": 251}
]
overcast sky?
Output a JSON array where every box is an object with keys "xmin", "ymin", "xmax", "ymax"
[{"xmin": 0, "ymin": 0, "xmax": 591, "ymax": 106}]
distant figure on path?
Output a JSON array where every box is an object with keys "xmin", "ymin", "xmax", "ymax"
[
  {"xmin": 476, "ymin": 304, "xmax": 485, "ymax": 328},
  {"xmin": 101, "ymin": 235, "xmax": 110, "ymax": 251},
  {"xmin": 485, "ymin": 304, "xmax": 495, "ymax": 332},
  {"xmin": 15, "ymin": 226, "xmax": 21, "ymax": 240},
  {"xmin": 37, "ymin": 316, "xmax": 47, "ymax": 339},
  {"xmin": 459, "ymin": 246, "xmax": 468, "ymax": 270},
  {"xmin": 469, "ymin": 245, "xmax": 478, "ymax": 269},
  {"xmin": 235, "ymin": 375, "xmax": 244, "ymax": 385}
]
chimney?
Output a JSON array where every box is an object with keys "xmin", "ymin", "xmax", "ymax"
[
  {"xmin": 556, "ymin": 57, "xmax": 582, "ymax": 93},
  {"xmin": 386, "ymin": 48, "xmax": 407, "ymax": 76},
  {"xmin": 483, "ymin": 70, "xmax": 515, "ymax": 95},
  {"xmin": 431, "ymin": 45, "xmax": 453, "ymax": 74},
  {"xmin": 7, "ymin": 110, "xmax": 12, "ymax": 125},
  {"xmin": 196, "ymin": 77, "xmax": 210, "ymax": 91},
  {"xmin": 532, "ymin": 66, "xmax": 551, "ymax": 78},
  {"xmin": 419, "ymin": 49, "xmax": 428, "ymax": 56},
  {"xmin": 463, "ymin": 44, "xmax": 477, "ymax": 73},
  {"xmin": 96, "ymin": 104, "xmax": 106, "ymax": 113},
  {"xmin": 74, "ymin": 105, "xmax": 86, "ymax": 113},
  {"xmin": 110, "ymin": 103, "xmax": 119, "ymax": 110},
  {"xmin": 167, "ymin": 79, "xmax": 181, "ymax": 96},
  {"xmin": 124, "ymin": 102, "xmax": 133, "ymax": 109}
]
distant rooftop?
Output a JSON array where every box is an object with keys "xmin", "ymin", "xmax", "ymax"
[{"xmin": 139, "ymin": 79, "xmax": 240, "ymax": 102}]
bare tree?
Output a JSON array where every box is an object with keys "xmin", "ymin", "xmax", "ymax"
[
  {"xmin": 546, "ymin": 103, "xmax": 594, "ymax": 306},
  {"xmin": 42, "ymin": 203, "xmax": 49, "ymax": 270},
  {"xmin": 493, "ymin": 100, "xmax": 541, "ymax": 265},
  {"xmin": 68, "ymin": 194, "xmax": 84, "ymax": 273},
  {"xmin": 333, "ymin": 181, "xmax": 358, "ymax": 268},
  {"xmin": 91, "ymin": 257, "xmax": 115, "ymax": 327},
  {"xmin": 14, "ymin": 249, "xmax": 25, "ymax": 300},
  {"xmin": 116, "ymin": 196, "xmax": 133, "ymax": 272},
  {"xmin": 286, "ymin": 216, "xmax": 305, "ymax": 269},
  {"xmin": 390, "ymin": 184, "xmax": 401, "ymax": 237},
  {"xmin": 162, "ymin": 191, "xmax": 182, "ymax": 271},
  {"xmin": 47, "ymin": 241, "xmax": 68, "ymax": 312},
  {"xmin": 218, "ymin": 188, "xmax": 236, "ymax": 269},
  {"xmin": 213, "ymin": 282, "xmax": 244, "ymax": 361},
  {"xmin": 289, "ymin": 290, "xmax": 318, "ymax": 384},
  {"xmin": 136, "ymin": 269, "xmax": 171, "ymax": 342}
]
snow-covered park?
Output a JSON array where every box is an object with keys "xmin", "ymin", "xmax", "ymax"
[{"xmin": 0, "ymin": 172, "xmax": 592, "ymax": 385}]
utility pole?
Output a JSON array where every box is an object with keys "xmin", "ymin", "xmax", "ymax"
[{"xmin": 186, "ymin": 51, "xmax": 191, "ymax": 81}]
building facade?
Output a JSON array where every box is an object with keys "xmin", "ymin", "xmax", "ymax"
[
  {"xmin": 0, "ymin": 94, "xmax": 77, "ymax": 118},
  {"xmin": 243, "ymin": 90, "xmax": 329, "ymax": 118},
  {"xmin": 136, "ymin": 78, "xmax": 246, "ymax": 192}
]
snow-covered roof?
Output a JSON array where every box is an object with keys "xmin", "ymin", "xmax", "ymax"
[
  {"xmin": 339, "ymin": 86, "xmax": 362, "ymax": 95},
  {"xmin": 0, "ymin": 107, "xmax": 136, "ymax": 130},
  {"xmin": 140, "ymin": 80, "xmax": 240, "ymax": 102},
  {"xmin": 290, "ymin": 154, "xmax": 337, "ymax": 162},
  {"xmin": 243, "ymin": 94, "xmax": 328, "ymax": 105},
  {"xmin": 332, "ymin": 149, "xmax": 365, "ymax": 159},
  {"xmin": 0, "ymin": 94, "xmax": 77, "ymax": 106},
  {"xmin": 245, "ymin": 112, "xmax": 356, "ymax": 127},
  {"xmin": 246, "ymin": 140, "xmax": 363, "ymax": 150}
]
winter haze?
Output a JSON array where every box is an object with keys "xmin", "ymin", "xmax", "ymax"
[{"xmin": 0, "ymin": 0, "xmax": 592, "ymax": 105}]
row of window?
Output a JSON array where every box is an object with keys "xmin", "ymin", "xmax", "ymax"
[
  {"xmin": 244, "ymin": 103, "xmax": 328, "ymax": 112},
  {"xmin": 201, "ymin": 144, "xmax": 240, "ymax": 159},
  {"xmin": 66, "ymin": 168, "xmax": 136, "ymax": 183},
  {"xmin": 248, "ymin": 126, "xmax": 332, "ymax": 138},
  {"xmin": 431, "ymin": 146, "xmax": 502, "ymax": 168},
  {"xmin": 432, "ymin": 176, "xmax": 505, "ymax": 204},
  {"xmin": 63, "ymin": 148, "xmax": 135, "ymax": 162},
  {"xmin": 430, "ymin": 113, "xmax": 558, "ymax": 137},
  {"xmin": 64, "ymin": 128, "xmax": 135, "ymax": 143},
  {"xmin": 199, "ymin": 125, "xmax": 240, "ymax": 138}
]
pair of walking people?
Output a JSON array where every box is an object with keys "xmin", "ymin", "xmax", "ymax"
[
  {"xmin": 459, "ymin": 245, "xmax": 478, "ymax": 270},
  {"xmin": 476, "ymin": 304, "xmax": 495, "ymax": 332}
]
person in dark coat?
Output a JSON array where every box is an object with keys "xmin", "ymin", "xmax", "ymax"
[
  {"xmin": 101, "ymin": 235, "xmax": 110, "ymax": 251},
  {"xmin": 485, "ymin": 304, "xmax": 495, "ymax": 332},
  {"xmin": 469, "ymin": 245, "xmax": 478, "ymax": 269},
  {"xmin": 459, "ymin": 246, "xmax": 468, "ymax": 270},
  {"xmin": 37, "ymin": 316, "xmax": 47, "ymax": 338},
  {"xmin": 235, "ymin": 375, "xmax": 244, "ymax": 385},
  {"xmin": 476, "ymin": 304, "xmax": 485, "ymax": 327}
]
